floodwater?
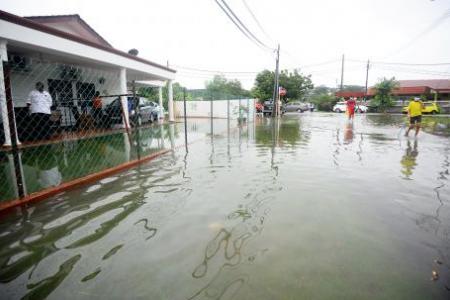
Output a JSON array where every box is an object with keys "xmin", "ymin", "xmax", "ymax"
[{"xmin": 0, "ymin": 113, "xmax": 449, "ymax": 300}]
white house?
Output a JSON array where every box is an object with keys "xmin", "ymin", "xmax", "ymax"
[{"xmin": 0, "ymin": 10, "xmax": 176, "ymax": 146}]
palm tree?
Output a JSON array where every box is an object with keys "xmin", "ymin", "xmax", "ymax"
[{"xmin": 372, "ymin": 77, "xmax": 399, "ymax": 112}]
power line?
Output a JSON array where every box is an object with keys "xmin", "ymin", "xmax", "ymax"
[
  {"xmin": 213, "ymin": 0, "xmax": 274, "ymax": 52},
  {"xmin": 174, "ymin": 58, "xmax": 341, "ymax": 75},
  {"xmin": 384, "ymin": 8, "xmax": 450, "ymax": 59},
  {"xmin": 371, "ymin": 65, "xmax": 450, "ymax": 77},
  {"xmin": 348, "ymin": 58, "xmax": 450, "ymax": 66},
  {"xmin": 174, "ymin": 65, "xmax": 259, "ymax": 74},
  {"xmin": 219, "ymin": 0, "xmax": 274, "ymax": 50},
  {"xmin": 241, "ymin": 0, "xmax": 274, "ymax": 43}
]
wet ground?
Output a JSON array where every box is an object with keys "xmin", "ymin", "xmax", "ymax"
[{"xmin": 0, "ymin": 113, "xmax": 449, "ymax": 299}]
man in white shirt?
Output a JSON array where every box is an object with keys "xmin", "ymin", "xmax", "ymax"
[{"xmin": 27, "ymin": 82, "xmax": 53, "ymax": 140}]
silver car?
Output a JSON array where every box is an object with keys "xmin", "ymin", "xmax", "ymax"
[{"xmin": 284, "ymin": 102, "xmax": 308, "ymax": 113}]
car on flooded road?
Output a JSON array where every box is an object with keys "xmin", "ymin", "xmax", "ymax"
[
  {"xmin": 105, "ymin": 97, "xmax": 159, "ymax": 127},
  {"xmin": 284, "ymin": 101, "xmax": 309, "ymax": 113},
  {"xmin": 402, "ymin": 101, "xmax": 440, "ymax": 114},
  {"xmin": 262, "ymin": 100, "xmax": 285, "ymax": 116},
  {"xmin": 333, "ymin": 101, "xmax": 368, "ymax": 113}
]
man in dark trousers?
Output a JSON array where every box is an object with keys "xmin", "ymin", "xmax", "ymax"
[{"xmin": 27, "ymin": 82, "xmax": 53, "ymax": 140}]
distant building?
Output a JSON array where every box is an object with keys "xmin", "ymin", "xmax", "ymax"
[{"xmin": 336, "ymin": 79, "xmax": 450, "ymax": 100}]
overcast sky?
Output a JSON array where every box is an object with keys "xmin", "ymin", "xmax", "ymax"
[{"xmin": 2, "ymin": 0, "xmax": 450, "ymax": 89}]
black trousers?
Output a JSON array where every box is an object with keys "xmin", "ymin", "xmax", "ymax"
[{"xmin": 30, "ymin": 113, "xmax": 51, "ymax": 140}]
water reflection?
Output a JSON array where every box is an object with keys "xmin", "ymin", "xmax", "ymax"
[
  {"xmin": 190, "ymin": 121, "xmax": 280, "ymax": 298},
  {"xmin": 22, "ymin": 145, "xmax": 62, "ymax": 189},
  {"xmin": 343, "ymin": 122, "xmax": 354, "ymax": 144},
  {"xmin": 189, "ymin": 193, "xmax": 275, "ymax": 299},
  {"xmin": 254, "ymin": 116, "xmax": 309, "ymax": 148},
  {"xmin": 0, "ymin": 124, "xmax": 179, "ymax": 202},
  {"xmin": 0, "ymin": 135, "xmax": 188, "ymax": 299},
  {"xmin": 400, "ymin": 140, "xmax": 419, "ymax": 179},
  {"xmin": 1, "ymin": 115, "xmax": 450, "ymax": 298}
]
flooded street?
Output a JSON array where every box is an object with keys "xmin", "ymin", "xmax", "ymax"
[{"xmin": 0, "ymin": 113, "xmax": 449, "ymax": 299}]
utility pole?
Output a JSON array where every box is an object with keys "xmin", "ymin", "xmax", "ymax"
[
  {"xmin": 340, "ymin": 54, "xmax": 344, "ymax": 91},
  {"xmin": 272, "ymin": 44, "xmax": 280, "ymax": 117},
  {"xmin": 364, "ymin": 59, "xmax": 370, "ymax": 100}
]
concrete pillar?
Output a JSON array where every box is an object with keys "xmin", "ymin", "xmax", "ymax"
[
  {"xmin": 119, "ymin": 68, "xmax": 130, "ymax": 128},
  {"xmin": 0, "ymin": 40, "xmax": 11, "ymax": 146},
  {"xmin": 158, "ymin": 86, "xmax": 163, "ymax": 119},
  {"xmin": 168, "ymin": 80, "xmax": 174, "ymax": 122}
]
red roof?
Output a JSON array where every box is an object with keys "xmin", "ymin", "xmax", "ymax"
[
  {"xmin": 398, "ymin": 79, "xmax": 450, "ymax": 91},
  {"xmin": 367, "ymin": 79, "xmax": 450, "ymax": 96}
]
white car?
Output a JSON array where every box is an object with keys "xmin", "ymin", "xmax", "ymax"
[{"xmin": 333, "ymin": 102, "xmax": 368, "ymax": 113}]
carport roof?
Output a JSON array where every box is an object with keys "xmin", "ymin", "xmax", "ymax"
[{"xmin": 0, "ymin": 10, "xmax": 176, "ymax": 74}]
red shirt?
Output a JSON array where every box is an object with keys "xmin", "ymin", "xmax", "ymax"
[{"xmin": 346, "ymin": 99, "xmax": 356, "ymax": 110}]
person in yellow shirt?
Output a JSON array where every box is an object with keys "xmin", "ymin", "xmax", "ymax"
[{"xmin": 405, "ymin": 97, "xmax": 424, "ymax": 137}]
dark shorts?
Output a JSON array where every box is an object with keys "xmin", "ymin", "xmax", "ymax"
[{"xmin": 410, "ymin": 115, "xmax": 422, "ymax": 124}]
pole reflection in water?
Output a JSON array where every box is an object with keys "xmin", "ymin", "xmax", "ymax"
[
  {"xmin": 227, "ymin": 100, "xmax": 230, "ymax": 157},
  {"xmin": 356, "ymin": 133, "xmax": 364, "ymax": 162},
  {"xmin": 169, "ymin": 123, "xmax": 176, "ymax": 160},
  {"xmin": 333, "ymin": 128, "xmax": 341, "ymax": 167},
  {"xmin": 6, "ymin": 153, "xmax": 20, "ymax": 198},
  {"xmin": 160, "ymin": 123, "xmax": 165, "ymax": 149},
  {"xmin": 189, "ymin": 118, "xmax": 282, "ymax": 300},
  {"xmin": 123, "ymin": 132, "xmax": 131, "ymax": 162}
]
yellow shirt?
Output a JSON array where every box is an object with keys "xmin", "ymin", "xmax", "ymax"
[{"xmin": 408, "ymin": 100, "xmax": 423, "ymax": 117}]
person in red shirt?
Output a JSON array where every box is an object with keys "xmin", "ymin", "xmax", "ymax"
[
  {"xmin": 92, "ymin": 91, "xmax": 103, "ymax": 125},
  {"xmin": 346, "ymin": 97, "xmax": 356, "ymax": 121}
]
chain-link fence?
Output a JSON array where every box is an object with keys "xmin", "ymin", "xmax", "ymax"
[
  {"xmin": 0, "ymin": 55, "xmax": 257, "ymax": 207},
  {"xmin": 0, "ymin": 55, "xmax": 168, "ymax": 205}
]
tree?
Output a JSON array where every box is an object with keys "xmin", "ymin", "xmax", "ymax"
[
  {"xmin": 279, "ymin": 69, "xmax": 314, "ymax": 101},
  {"xmin": 341, "ymin": 85, "xmax": 365, "ymax": 92},
  {"xmin": 308, "ymin": 85, "xmax": 337, "ymax": 111},
  {"xmin": 252, "ymin": 69, "xmax": 314, "ymax": 102},
  {"xmin": 138, "ymin": 82, "xmax": 191, "ymax": 110},
  {"xmin": 372, "ymin": 77, "xmax": 399, "ymax": 112},
  {"xmin": 205, "ymin": 75, "xmax": 251, "ymax": 100},
  {"xmin": 252, "ymin": 70, "xmax": 275, "ymax": 101}
]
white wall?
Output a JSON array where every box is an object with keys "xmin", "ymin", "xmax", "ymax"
[{"xmin": 174, "ymin": 99, "xmax": 255, "ymax": 121}]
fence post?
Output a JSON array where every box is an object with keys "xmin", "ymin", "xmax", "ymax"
[
  {"xmin": 247, "ymin": 99, "xmax": 250, "ymax": 122},
  {"xmin": 183, "ymin": 88, "xmax": 188, "ymax": 152},
  {"xmin": 3, "ymin": 61, "xmax": 26, "ymax": 198},
  {"xmin": 227, "ymin": 98, "xmax": 230, "ymax": 154},
  {"xmin": 210, "ymin": 98, "xmax": 213, "ymax": 138},
  {"xmin": 132, "ymin": 80, "xmax": 141, "ymax": 160},
  {"xmin": 168, "ymin": 80, "xmax": 174, "ymax": 122}
]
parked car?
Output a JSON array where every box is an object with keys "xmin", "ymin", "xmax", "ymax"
[
  {"xmin": 262, "ymin": 100, "xmax": 285, "ymax": 116},
  {"xmin": 402, "ymin": 101, "xmax": 440, "ymax": 114},
  {"xmin": 333, "ymin": 102, "xmax": 368, "ymax": 113},
  {"xmin": 138, "ymin": 98, "xmax": 162, "ymax": 121},
  {"xmin": 105, "ymin": 97, "xmax": 158, "ymax": 127},
  {"xmin": 284, "ymin": 102, "xmax": 309, "ymax": 113}
]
